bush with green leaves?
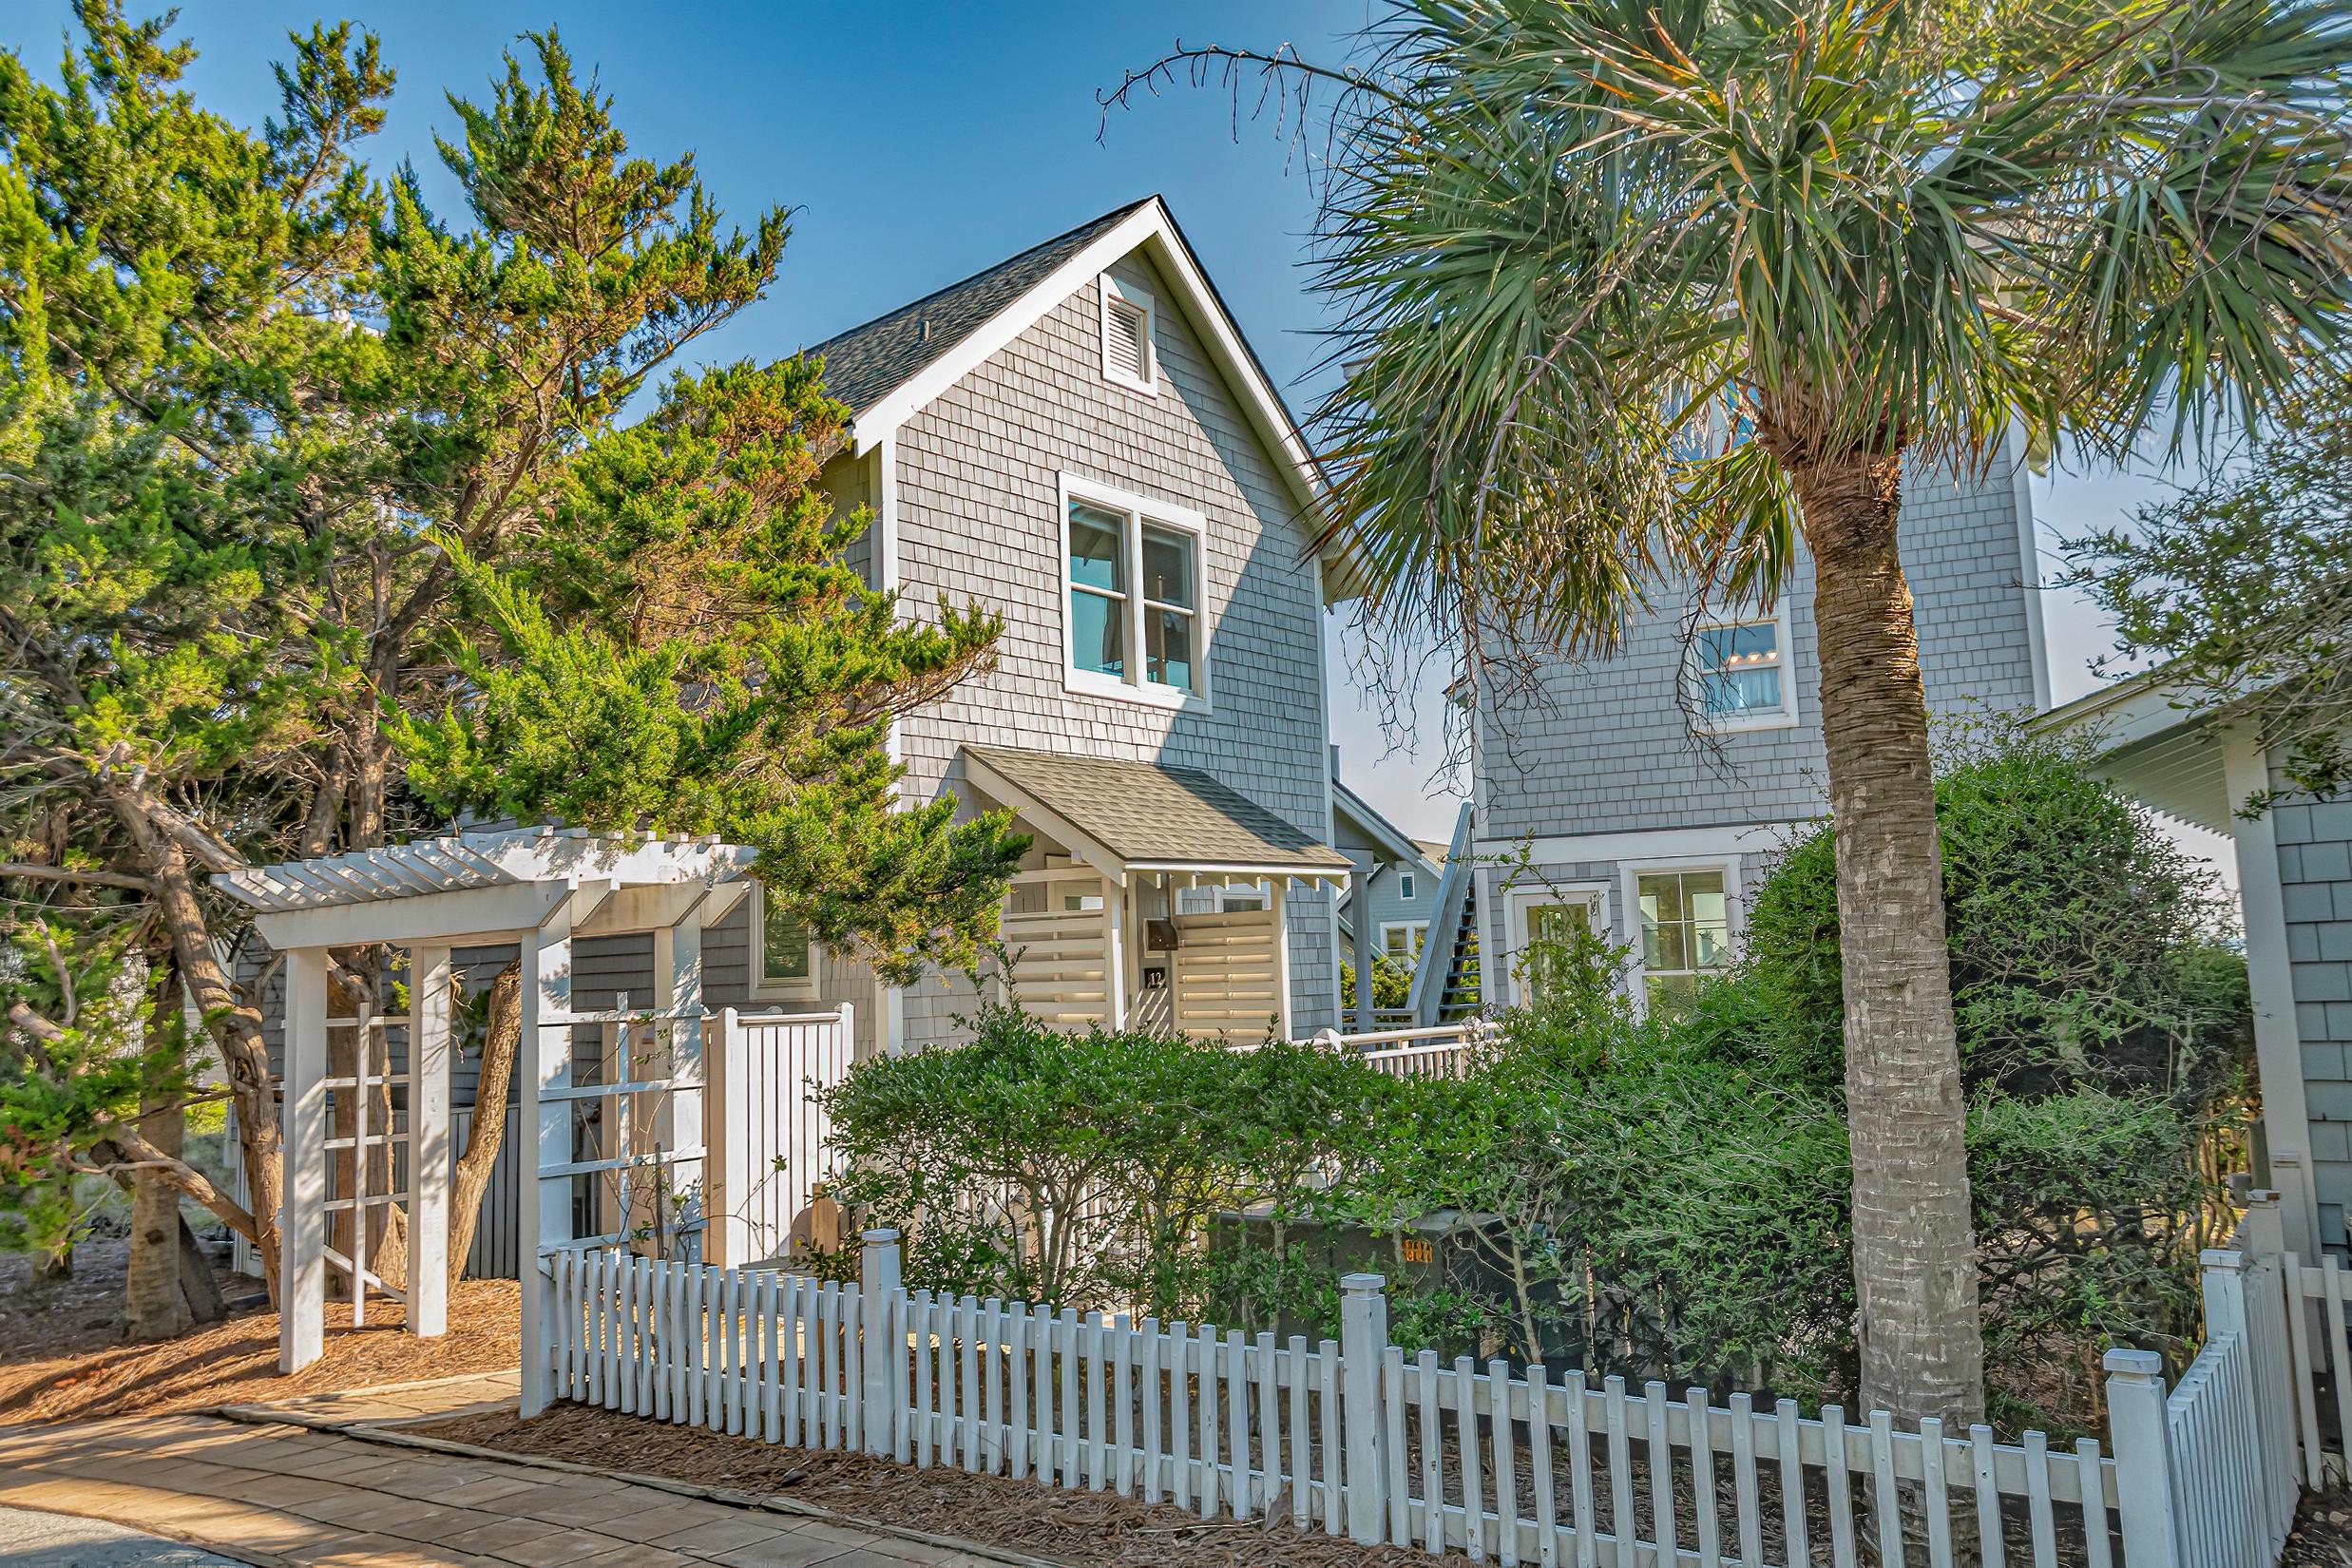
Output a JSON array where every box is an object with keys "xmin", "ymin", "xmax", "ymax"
[{"xmin": 1741, "ymin": 723, "xmax": 2250, "ymax": 1099}]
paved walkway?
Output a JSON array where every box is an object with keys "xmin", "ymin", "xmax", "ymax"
[
  {"xmin": 0, "ymin": 1504, "xmax": 246, "ymax": 1566},
  {"xmin": 0, "ymin": 1399, "xmax": 1001, "ymax": 1567}
]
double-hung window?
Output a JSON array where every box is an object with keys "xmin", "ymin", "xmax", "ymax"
[
  {"xmin": 1381, "ymin": 921, "xmax": 1428, "ymax": 966},
  {"xmin": 749, "ymin": 885, "xmax": 819, "ymax": 1003},
  {"xmin": 1635, "ymin": 868, "xmax": 1731, "ymax": 1008},
  {"xmin": 1690, "ymin": 607, "xmax": 1797, "ymax": 729},
  {"xmin": 1061, "ymin": 476, "xmax": 1208, "ymax": 708}
]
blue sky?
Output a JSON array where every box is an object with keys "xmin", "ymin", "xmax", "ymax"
[{"xmin": 4, "ymin": 1, "xmax": 2215, "ymax": 851}]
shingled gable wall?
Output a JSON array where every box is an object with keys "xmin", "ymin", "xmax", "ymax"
[{"xmin": 870, "ymin": 245, "xmax": 1338, "ymax": 1044}]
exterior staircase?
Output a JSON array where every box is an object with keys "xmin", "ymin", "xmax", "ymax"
[{"xmin": 1407, "ymin": 802, "xmax": 1481, "ymax": 1025}]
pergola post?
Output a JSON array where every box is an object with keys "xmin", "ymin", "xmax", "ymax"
[
  {"xmin": 279, "ymin": 946, "xmax": 329, "ymax": 1373},
  {"xmin": 1272, "ymin": 879, "xmax": 1294, "ymax": 1042},
  {"xmin": 407, "ymin": 944, "xmax": 452, "ymax": 1337},
  {"xmin": 656, "ymin": 910, "xmax": 710, "ymax": 1260},
  {"xmin": 518, "ymin": 902, "xmax": 574, "ymax": 1419}
]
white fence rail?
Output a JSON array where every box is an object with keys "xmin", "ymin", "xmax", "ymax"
[{"xmin": 547, "ymin": 1233, "xmax": 2170, "ymax": 1568}]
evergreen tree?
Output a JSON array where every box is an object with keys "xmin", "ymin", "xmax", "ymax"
[{"xmin": 0, "ymin": 5, "xmax": 1020, "ymax": 1316}]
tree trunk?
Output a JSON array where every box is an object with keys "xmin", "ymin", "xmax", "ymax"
[
  {"xmin": 125, "ymin": 1094, "xmax": 193, "ymax": 1341},
  {"xmin": 446, "ymin": 962, "xmax": 521, "ymax": 1288},
  {"xmin": 1788, "ymin": 446, "xmax": 1985, "ymax": 1430},
  {"xmin": 177, "ymin": 1212, "xmax": 227, "ymax": 1325},
  {"xmin": 106, "ymin": 798, "xmax": 285, "ymax": 1303}
]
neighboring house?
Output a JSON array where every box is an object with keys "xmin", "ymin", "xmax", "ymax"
[
  {"xmin": 1330, "ymin": 755, "xmax": 1447, "ymax": 1030},
  {"xmin": 783, "ymin": 195, "xmax": 1354, "ymax": 1050},
  {"xmin": 1455, "ymin": 443, "xmax": 2051, "ymax": 1015},
  {"xmin": 2050, "ymin": 679, "xmax": 2349, "ymax": 1263}
]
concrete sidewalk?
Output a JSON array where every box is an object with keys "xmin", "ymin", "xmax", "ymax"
[
  {"xmin": 0, "ymin": 1410, "xmax": 994, "ymax": 1567},
  {"xmin": 0, "ymin": 1504, "xmax": 248, "ymax": 1566}
]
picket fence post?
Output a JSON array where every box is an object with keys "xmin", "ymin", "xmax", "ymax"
[
  {"xmin": 2103, "ymin": 1348, "xmax": 2183, "ymax": 1568},
  {"xmin": 1339, "ymin": 1272, "xmax": 1388, "ymax": 1546},
  {"xmin": 860, "ymin": 1229, "xmax": 902, "ymax": 1457}
]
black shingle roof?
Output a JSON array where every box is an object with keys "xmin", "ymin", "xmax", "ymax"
[{"xmin": 806, "ymin": 199, "xmax": 1157, "ymax": 415}]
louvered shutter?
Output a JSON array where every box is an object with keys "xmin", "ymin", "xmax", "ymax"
[{"xmin": 1105, "ymin": 296, "xmax": 1150, "ymax": 384}]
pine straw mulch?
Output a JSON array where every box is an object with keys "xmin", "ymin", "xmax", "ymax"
[
  {"xmin": 0, "ymin": 1242, "xmax": 519, "ymax": 1425},
  {"xmin": 2288, "ymin": 1488, "xmax": 2352, "ymax": 1567},
  {"xmin": 419, "ymin": 1401, "xmax": 1474, "ymax": 1568}
]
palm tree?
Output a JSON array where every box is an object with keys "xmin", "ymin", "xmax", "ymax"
[{"xmin": 1118, "ymin": 0, "xmax": 2352, "ymax": 1425}]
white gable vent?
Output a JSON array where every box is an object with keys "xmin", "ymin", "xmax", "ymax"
[{"xmin": 1100, "ymin": 276, "xmax": 1157, "ymax": 393}]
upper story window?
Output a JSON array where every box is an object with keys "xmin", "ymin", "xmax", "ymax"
[
  {"xmin": 1635, "ymin": 868, "xmax": 1730, "ymax": 1008},
  {"xmin": 1060, "ymin": 475, "xmax": 1209, "ymax": 711},
  {"xmin": 1381, "ymin": 921, "xmax": 1428, "ymax": 966},
  {"xmin": 1397, "ymin": 871, "xmax": 1416, "ymax": 902},
  {"xmin": 1100, "ymin": 275, "xmax": 1158, "ymax": 393},
  {"xmin": 1689, "ymin": 606, "xmax": 1798, "ymax": 730},
  {"xmin": 749, "ymin": 885, "xmax": 819, "ymax": 1002}
]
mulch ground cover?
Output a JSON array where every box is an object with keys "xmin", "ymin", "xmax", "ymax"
[
  {"xmin": 419, "ymin": 1400, "xmax": 1474, "ymax": 1568},
  {"xmin": 0, "ymin": 1239, "xmax": 519, "ymax": 1423},
  {"xmin": 2289, "ymin": 1488, "xmax": 2352, "ymax": 1567}
]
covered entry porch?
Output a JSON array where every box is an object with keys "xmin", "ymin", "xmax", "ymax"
[{"xmin": 960, "ymin": 745, "xmax": 1351, "ymax": 1042}]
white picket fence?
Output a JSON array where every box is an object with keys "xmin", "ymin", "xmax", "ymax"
[{"xmin": 547, "ymin": 1233, "xmax": 2146, "ymax": 1568}]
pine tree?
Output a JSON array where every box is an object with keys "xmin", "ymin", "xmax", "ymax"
[{"xmin": 0, "ymin": 5, "xmax": 1021, "ymax": 1315}]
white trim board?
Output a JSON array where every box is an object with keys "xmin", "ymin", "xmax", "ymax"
[{"xmin": 1477, "ymin": 822, "xmax": 1808, "ymax": 866}]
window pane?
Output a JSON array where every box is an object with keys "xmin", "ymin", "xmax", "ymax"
[
  {"xmin": 1145, "ymin": 605, "xmax": 1195, "ymax": 691},
  {"xmin": 1071, "ymin": 587, "xmax": 1125, "ymax": 678},
  {"xmin": 1142, "ymin": 526, "xmax": 1195, "ymax": 610},
  {"xmin": 1398, "ymin": 873, "xmax": 1415, "ymax": 901},
  {"xmin": 1067, "ymin": 502, "xmax": 1126, "ymax": 593},
  {"xmin": 761, "ymin": 906, "xmax": 811, "ymax": 984},
  {"xmin": 1698, "ymin": 621, "xmax": 1784, "ymax": 716},
  {"xmin": 1524, "ymin": 900, "xmax": 1592, "ymax": 1002}
]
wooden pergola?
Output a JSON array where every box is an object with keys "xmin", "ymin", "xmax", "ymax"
[{"xmin": 220, "ymin": 827, "xmax": 757, "ymax": 1402}]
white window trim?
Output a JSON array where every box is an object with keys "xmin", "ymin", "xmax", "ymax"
[
  {"xmin": 1503, "ymin": 884, "xmax": 1608, "ymax": 1009},
  {"xmin": 1619, "ymin": 857, "xmax": 1742, "ymax": 1017},
  {"xmin": 1100, "ymin": 273, "xmax": 1159, "ymax": 395},
  {"xmin": 1057, "ymin": 472, "xmax": 1212, "ymax": 714},
  {"xmin": 1396, "ymin": 871, "xmax": 1416, "ymax": 902},
  {"xmin": 1684, "ymin": 601, "xmax": 1800, "ymax": 733},
  {"xmin": 747, "ymin": 884, "xmax": 822, "ymax": 1003},
  {"xmin": 1379, "ymin": 919, "xmax": 1430, "ymax": 967}
]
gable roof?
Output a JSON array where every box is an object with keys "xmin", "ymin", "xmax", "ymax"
[
  {"xmin": 808, "ymin": 200, "xmax": 1153, "ymax": 415},
  {"xmin": 962, "ymin": 744, "xmax": 1351, "ymax": 886},
  {"xmin": 803, "ymin": 196, "xmax": 1360, "ymax": 601}
]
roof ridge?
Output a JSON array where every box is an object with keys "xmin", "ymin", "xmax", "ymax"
[{"xmin": 804, "ymin": 196, "xmax": 1157, "ymax": 369}]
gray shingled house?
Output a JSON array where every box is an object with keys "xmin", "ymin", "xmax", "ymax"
[
  {"xmin": 785, "ymin": 196, "xmax": 1358, "ymax": 1050},
  {"xmin": 1424, "ymin": 449, "xmax": 2052, "ymax": 1020},
  {"xmin": 2051, "ymin": 679, "xmax": 2350, "ymax": 1264}
]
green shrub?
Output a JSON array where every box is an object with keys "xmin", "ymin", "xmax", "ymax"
[{"xmin": 1742, "ymin": 724, "xmax": 2251, "ymax": 1097}]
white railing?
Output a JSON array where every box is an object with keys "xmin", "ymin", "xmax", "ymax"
[
  {"xmin": 710, "ymin": 1005, "xmax": 854, "ymax": 1265},
  {"xmin": 550, "ymin": 1233, "xmax": 2144, "ymax": 1568},
  {"xmin": 1292, "ymin": 1021, "xmax": 1486, "ymax": 1079}
]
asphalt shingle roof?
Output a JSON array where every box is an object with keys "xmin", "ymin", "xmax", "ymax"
[
  {"xmin": 806, "ymin": 200, "xmax": 1156, "ymax": 415},
  {"xmin": 964, "ymin": 744, "xmax": 1351, "ymax": 874}
]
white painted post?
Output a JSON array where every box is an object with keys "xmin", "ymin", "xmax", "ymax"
[
  {"xmin": 279, "ymin": 946, "xmax": 330, "ymax": 1373},
  {"xmin": 2103, "ymin": 1348, "xmax": 2183, "ymax": 1568},
  {"xmin": 861, "ymin": 1229, "xmax": 902, "ymax": 1456},
  {"xmin": 2245, "ymin": 1189, "xmax": 2286, "ymax": 1259},
  {"xmin": 408, "ymin": 944, "xmax": 453, "ymax": 1338},
  {"xmin": 704, "ymin": 1006, "xmax": 743, "ymax": 1267},
  {"xmin": 1103, "ymin": 877, "xmax": 1128, "ymax": 1029},
  {"xmin": 1352, "ymin": 866, "xmax": 1378, "ymax": 1035},
  {"xmin": 518, "ymin": 904, "xmax": 574, "ymax": 1420},
  {"xmin": 1339, "ymin": 1272, "xmax": 1387, "ymax": 1545},
  {"xmin": 1272, "ymin": 880, "xmax": 1294, "ymax": 1042},
  {"xmin": 656, "ymin": 909, "xmax": 709, "ymax": 1258}
]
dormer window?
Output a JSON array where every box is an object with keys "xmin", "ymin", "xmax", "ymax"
[{"xmin": 1100, "ymin": 275, "xmax": 1157, "ymax": 393}]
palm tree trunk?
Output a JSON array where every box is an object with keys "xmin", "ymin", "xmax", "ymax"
[{"xmin": 1788, "ymin": 447, "xmax": 1985, "ymax": 1430}]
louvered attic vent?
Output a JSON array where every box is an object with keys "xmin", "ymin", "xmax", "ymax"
[{"xmin": 1101, "ymin": 280, "xmax": 1156, "ymax": 392}]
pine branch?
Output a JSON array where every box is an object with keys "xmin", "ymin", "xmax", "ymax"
[{"xmin": 0, "ymin": 861, "xmax": 155, "ymax": 892}]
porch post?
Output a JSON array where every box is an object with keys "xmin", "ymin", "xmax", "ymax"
[
  {"xmin": 1271, "ymin": 879, "xmax": 1293, "ymax": 1042},
  {"xmin": 1352, "ymin": 869, "xmax": 1378, "ymax": 1035},
  {"xmin": 2225, "ymin": 726, "xmax": 2320, "ymax": 1258},
  {"xmin": 1102, "ymin": 875, "xmax": 1128, "ymax": 1030},
  {"xmin": 407, "ymin": 944, "xmax": 452, "ymax": 1337},
  {"xmin": 518, "ymin": 904, "xmax": 574, "ymax": 1419},
  {"xmin": 279, "ymin": 945, "xmax": 329, "ymax": 1373}
]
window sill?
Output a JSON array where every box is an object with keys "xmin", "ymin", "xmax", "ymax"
[
  {"xmin": 1696, "ymin": 710, "xmax": 1800, "ymax": 735},
  {"xmin": 1063, "ymin": 668, "xmax": 1211, "ymax": 716},
  {"xmin": 1104, "ymin": 369, "xmax": 1159, "ymax": 397}
]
